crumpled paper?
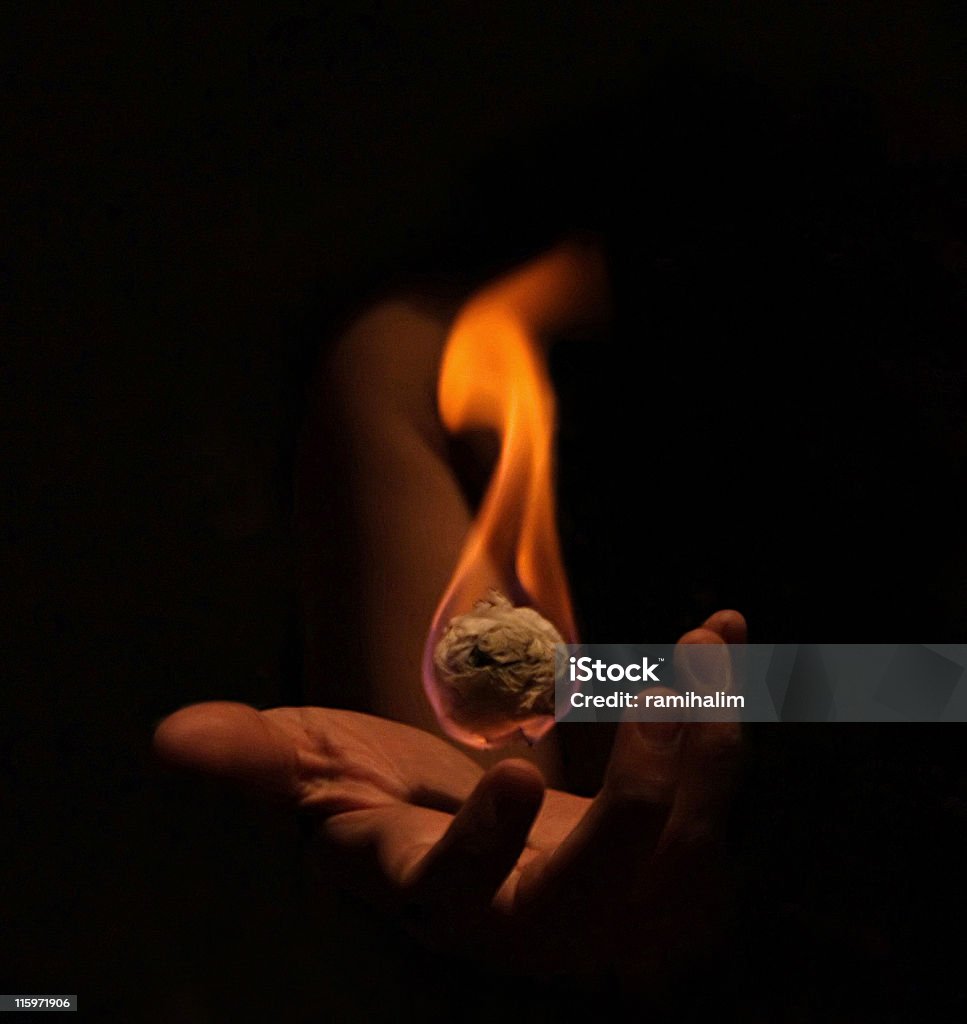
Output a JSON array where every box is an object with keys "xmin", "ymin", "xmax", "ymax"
[{"xmin": 433, "ymin": 590, "xmax": 563, "ymax": 725}]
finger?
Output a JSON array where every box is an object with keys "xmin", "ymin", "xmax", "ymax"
[
  {"xmin": 406, "ymin": 759, "xmax": 544, "ymax": 910},
  {"xmin": 703, "ymin": 608, "xmax": 747, "ymax": 645},
  {"xmin": 517, "ymin": 694, "xmax": 683, "ymax": 908},
  {"xmin": 315, "ymin": 761, "xmax": 544, "ymax": 915},
  {"xmin": 604, "ymin": 692, "xmax": 685, "ymax": 810},
  {"xmin": 666, "ymin": 718, "xmax": 742, "ymax": 840},
  {"xmin": 667, "ymin": 628, "xmax": 743, "ymax": 840},
  {"xmin": 644, "ymin": 626, "xmax": 743, "ymax": 949},
  {"xmin": 674, "ymin": 628, "xmax": 735, "ymax": 704},
  {"xmin": 152, "ymin": 701, "xmax": 301, "ymax": 798}
]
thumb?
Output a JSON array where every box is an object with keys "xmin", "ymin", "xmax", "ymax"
[{"xmin": 152, "ymin": 701, "xmax": 300, "ymax": 797}]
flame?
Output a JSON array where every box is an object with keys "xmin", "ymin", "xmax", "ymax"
[{"xmin": 422, "ymin": 243, "xmax": 602, "ymax": 748}]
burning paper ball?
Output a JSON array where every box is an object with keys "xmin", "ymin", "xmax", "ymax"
[{"xmin": 432, "ymin": 590, "xmax": 563, "ymax": 737}]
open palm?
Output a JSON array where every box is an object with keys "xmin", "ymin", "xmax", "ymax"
[{"xmin": 154, "ymin": 613, "xmax": 743, "ymax": 984}]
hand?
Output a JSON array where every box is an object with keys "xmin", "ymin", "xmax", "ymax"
[{"xmin": 153, "ymin": 610, "xmax": 745, "ymax": 986}]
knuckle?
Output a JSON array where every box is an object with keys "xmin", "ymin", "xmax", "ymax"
[
  {"xmin": 604, "ymin": 767, "xmax": 677, "ymax": 811},
  {"xmin": 691, "ymin": 721, "xmax": 742, "ymax": 762}
]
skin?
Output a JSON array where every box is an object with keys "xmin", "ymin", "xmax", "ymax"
[
  {"xmin": 153, "ymin": 611, "xmax": 745, "ymax": 985},
  {"xmin": 153, "ymin": 243, "xmax": 748, "ymax": 987}
]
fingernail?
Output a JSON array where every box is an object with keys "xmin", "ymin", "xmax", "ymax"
[{"xmin": 681, "ymin": 643, "xmax": 732, "ymax": 695}]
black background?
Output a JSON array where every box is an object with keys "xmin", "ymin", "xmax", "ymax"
[{"xmin": 5, "ymin": 4, "xmax": 967, "ymax": 1020}]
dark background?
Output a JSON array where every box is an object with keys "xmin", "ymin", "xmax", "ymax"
[{"xmin": 5, "ymin": 4, "xmax": 967, "ymax": 1020}]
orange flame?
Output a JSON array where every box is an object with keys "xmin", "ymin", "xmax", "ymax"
[{"xmin": 422, "ymin": 242, "xmax": 604, "ymax": 748}]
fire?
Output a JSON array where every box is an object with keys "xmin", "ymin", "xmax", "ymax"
[{"xmin": 422, "ymin": 242, "xmax": 604, "ymax": 748}]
